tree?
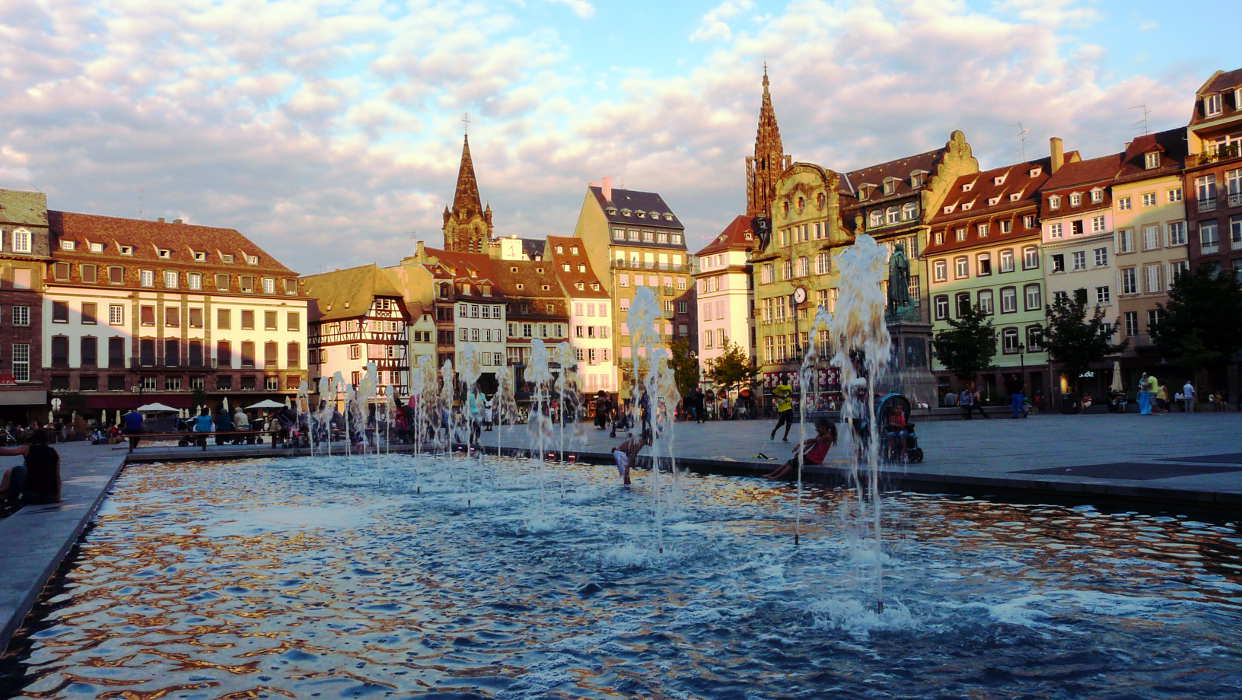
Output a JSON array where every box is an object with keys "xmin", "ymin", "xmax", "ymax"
[
  {"xmin": 931, "ymin": 302, "xmax": 997, "ymax": 381},
  {"xmin": 1151, "ymin": 267, "xmax": 1242, "ymax": 378},
  {"xmin": 705, "ymin": 340, "xmax": 759, "ymax": 395},
  {"xmin": 1040, "ymin": 293, "xmax": 1127, "ymax": 394},
  {"xmin": 668, "ymin": 339, "xmax": 700, "ymax": 399}
]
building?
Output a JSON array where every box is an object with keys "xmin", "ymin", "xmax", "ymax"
[
  {"xmin": 546, "ymin": 235, "xmax": 615, "ymax": 393},
  {"xmin": 574, "ymin": 181, "xmax": 691, "ymax": 392},
  {"xmin": 0, "ymin": 189, "xmax": 50, "ymax": 420},
  {"xmin": 493, "ymin": 257, "xmax": 570, "ymax": 388},
  {"xmin": 1183, "ymin": 68, "xmax": 1242, "ymax": 277},
  {"xmin": 925, "ymin": 153, "xmax": 1060, "ymax": 401},
  {"xmin": 694, "ymin": 215, "xmax": 756, "ymax": 379},
  {"xmin": 302, "ymin": 264, "xmax": 409, "ymax": 401},
  {"xmin": 745, "ymin": 67, "xmax": 792, "ymax": 219},
  {"xmin": 442, "ymin": 135, "xmax": 494, "ymax": 254},
  {"xmin": 1111, "ymin": 128, "xmax": 1190, "ymax": 378},
  {"xmin": 45, "ymin": 212, "xmax": 308, "ymax": 414}
]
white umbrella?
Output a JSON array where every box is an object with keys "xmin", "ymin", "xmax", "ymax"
[
  {"xmin": 247, "ymin": 399, "xmax": 285, "ymax": 409},
  {"xmin": 136, "ymin": 402, "xmax": 179, "ymax": 413},
  {"xmin": 1110, "ymin": 360, "xmax": 1124, "ymax": 394},
  {"xmin": 223, "ymin": 397, "xmax": 230, "ymax": 411}
]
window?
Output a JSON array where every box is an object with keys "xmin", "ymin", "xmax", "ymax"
[
  {"xmin": 934, "ymin": 295, "xmax": 949, "ymax": 320},
  {"xmin": 1094, "ymin": 247, "xmax": 1108, "ymax": 267},
  {"xmin": 954, "ymin": 256, "xmax": 968, "ymax": 279},
  {"xmin": 189, "ymin": 340, "xmax": 203, "ymax": 367},
  {"xmin": 1170, "ymin": 259, "xmax": 1190, "ymax": 282},
  {"xmin": 886, "ymin": 207, "xmax": 899, "ymax": 224},
  {"xmin": 163, "ymin": 271, "xmax": 177, "ymax": 288},
  {"xmin": 1200, "ymin": 221, "xmax": 1219, "ymax": 253},
  {"xmin": 1026, "ymin": 325, "xmax": 1044, "ymax": 352},
  {"xmin": 164, "ymin": 339, "xmax": 180, "ymax": 366},
  {"xmin": 993, "ymin": 286, "xmax": 1013, "ymax": 314},
  {"xmin": 955, "ymin": 292, "xmax": 971, "ymax": 317},
  {"xmin": 82, "ymin": 302, "xmax": 97, "ymax": 325},
  {"xmin": 108, "ymin": 338, "xmax": 124, "ymax": 367},
  {"xmin": 1118, "ymin": 196, "xmax": 1131, "ymax": 211},
  {"xmin": 1071, "ymin": 220, "xmax": 1084, "ymax": 236},
  {"xmin": 240, "ymin": 341, "xmax": 255, "ymax": 368},
  {"xmin": 1144, "ymin": 151, "xmax": 1160, "ymax": 170},
  {"xmin": 188, "ymin": 273, "xmax": 202, "ymax": 290},
  {"xmin": 52, "ymin": 301, "xmax": 68, "ymax": 323},
  {"xmin": 999, "ymin": 249, "xmax": 1015, "ymax": 273},
  {"xmin": 262, "ymin": 278, "xmax": 275, "ymax": 294},
  {"xmin": 1096, "ymin": 286, "xmax": 1111, "ymax": 305},
  {"xmin": 1091, "ymin": 216, "xmax": 1106, "ymax": 233},
  {"xmin": 50, "ymin": 336, "xmax": 69, "ymax": 367},
  {"xmin": 165, "ymin": 306, "xmax": 179, "ymax": 328},
  {"xmin": 1144, "ymin": 264, "xmax": 1162, "ymax": 294},
  {"xmin": 12, "ymin": 229, "xmax": 31, "ymax": 253},
  {"xmin": 902, "ymin": 201, "xmax": 917, "ymax": 220},
  {"xmin": 1051, "ymin": 254, "xmax": 1065, "ymax": 273},
  {"xmin": 1204, "ymin": 93, "xmax": 1222, "ymax": 116},
  {"xmin": 1049, "ymin": 222, "xmax": 1063, "ymax": 238},
  {"xmin": 1142, "ymin": 192, "xmax": 1156, "ymax": 207},
  {"xmin": 108, "ymin": 266, "xmax": 124, "ymax": 284},
  {"xmin": 797, "ymin": 256, "xmax": 809, "ymax": 277},
  {"xmin": 263, "ymin": 341, "xmax": 277, "ymax": 368},
  {"xmin": 1121, "ymin": 268, "xmax": 1137, "ymax": 294},
  {"xmin": 1023, "ymin": 284, "xmax": 1042, "ymax": 311},
  {"xmin": 140, "ymin": 269, "xmax": 154, "ymax": 287},
  {"xmin": 816, "ymin": 253, "xmax": 830, "ymax": 274},
  {"xmin": 760, "ymin": 264, "xmax": 772, "ymax": 284},
  {"xmin": 287, "ymin": 312, "xmax": 300, "ymax": 332},
  {"xmin": 1124, "ymin": 310, "xmax": 1139, "ymax": 337},
  {"xmin": 1168, "ymin": 187, "xmax": 1183, "ymax": 203},
  {"xmin": 1196, "ymin": 175, "xmax": 1217, "ymax": 210},
  {"xmin": 1071, "ymin": 251, "xmax": 1086, "ymax": 271},
  {"xmin": 216, "ymin": 273, "xmax": 230, "ymax": 290},
  {"xmin": 241, "ymin": 310, "xmax": 254, "ymax": 330},
  {"xmin": 139, "ymin": 338, "xmax": 155, "ymax": 366},
  {"xmin": 1000, "ymin": 220, "xmax": 1012, "ymax": 234},
  {"xmin": 11, "ymin": 305, "xmax": 28, "ymax": 326},
  {"xmin": 955, "ymin": 227, "xmax": 967, "ymax": 242},
  {"xmin": 240, "ymin": 276, "xmax": 254, "ymax": 292},
  {"xmin": 976, "ymin": 252, "xmax": 992, "ymax": 276},
  {"xmin": 1002, "ymin": 328, "xmax": 1020, "ymax": 353},
  {"xmin": 1090, "ymin": 188, "xmax": 1103, "ymax": 204},
  {"xmin": 1117, "ymin": 229, "xmax": 1133, "ymax": 253},
  {"xmin": 217, "ymin": 340, "xmax": 232, "ymax": 367},
  {"xmin": 217, "ymin": 308, "xmax": 231, "ymax": 329},
  {"xmin": 189, "ymin": 307, "xmax": 203, "ymax": 328},
  {"xmin": 976, "ymin": 223, "xmax": 989, "ymax": 237},
  {"xmin": 1024, "ymin": 215, "xmax": 1037, "ymax": 229},
  {"xmin": 12, "ymin": 269, "xmax": 30, "ymax": 289},
  {"xmin": 933, "ymin": 259, "xmax": 947, "ymax": 282},
  {"xmin": 264, "ymin": 311, "xmax": 277, "ymax": 331},
  {"xmin": 1022, "ymin": 247, "xmax": 1039, "ymax": 270},
  {"xmin": 1070, "ymin": 193, "xmax": 1082, "ymax": 207},
  {"xmin": 1049, "ymin": 195, "xmax": 1061, "ymax": 210},
  {"xmin": 11, "ymin": 344, "xmax": 29, "ymax": 382},
  {"xmin": 977, "ymin": 289, "xmax": 994, "ymax": 315},
  {"xmin": 81, "ymin": 264, "xmax": 97, "ymax": 283}
]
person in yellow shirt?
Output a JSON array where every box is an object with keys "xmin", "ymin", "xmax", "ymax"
[{"xmin": 770, "ymin": 382, "xmax": 795, "ymax": 441}]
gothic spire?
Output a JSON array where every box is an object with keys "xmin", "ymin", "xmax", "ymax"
[
  {"xmin": 746, "ymin": 66, "xmax": 790, "ymax": 219},
  {"xmin": 451, "ymin": 134, "xmax": 483, "ymax": 218}
]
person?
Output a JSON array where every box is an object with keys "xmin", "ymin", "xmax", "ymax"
[
  {"xmin": 1137, "ymin": 372, "xmax": 1152, "ymax": 415},
  {"xmin": 765, "ymin": 418, "xmax": 837, "ymax": 480},
  {"xmin": 612, "ymin": 433, "xmax": 649, "ymax": 486},
  {"xmin": 1010, "ymin": 386, "xmax": 1028, "ymax": 419},
  {"xmin": 483, "ymin": 395, "xmax": 494, "ymax": 431},
  {"xmin": 0, "ymin": 430, "xmax": 61, "ymax": 505},
  {"xmin": 192, "ymin": 408, "xmax": 214, "ymax": 448},
  {"xmin": 970, "ymin": 385, "xmax": 989, "ymax": 419},
  {"xmin": 1155, "ymin": 381, "xmax": 1169, "ymax": 414},
  {"xmin": 943, "ymin": 390, "xmax": 958, "ymax": 408},
  {"xmin": 122, "ymin": 408, "xmax": 145, "ymax": 450},
  {"xmin": 959, "ymin": 387, "xmax": 974, "ymax": 420},
  {"xmin": 770, "ymin": 382, "xmax": 795, "ymax": 441},
  {"xmin": 233, "ymin": 407, "xmax": 251, "ymax": 444},
  {"xmin": 214, "ymin": 407, "xmax": 234, "ymax": 444}
]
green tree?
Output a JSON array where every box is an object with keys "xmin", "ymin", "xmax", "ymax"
[
  {"xmin": 1150, "ymin": 267, "xmax": 1242, "ymax": 378},
  {"xmin": 705, "ymin": 340, "xmax": 759, "ymax": 395},
  {"xmin": 668, "ymin": 339, "xmax": 700, "ymax": 399},
  {"xmin": 1040, "ymin": 293, "xmax": 1127, "ymax": 394},
  {"xmin": 931, "ymin": 302, "xmax": 997, "ymax": 381}
]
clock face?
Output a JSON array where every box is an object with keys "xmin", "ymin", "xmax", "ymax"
[{"xmin": 792, "ymin": 286, "xmax": 807, "ymax": 304}]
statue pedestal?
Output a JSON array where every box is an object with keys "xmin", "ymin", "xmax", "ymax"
[{"xmin": 883, "ymin": 319, "xmax": 938, "ymax": 410}]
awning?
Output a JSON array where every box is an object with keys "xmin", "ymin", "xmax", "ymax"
[{"xmin": 0, "ymin": 389, "xmax": 47, "ymax": 406}]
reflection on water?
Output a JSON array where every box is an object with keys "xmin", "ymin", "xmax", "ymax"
[{"xmin": 5, "ymin": 456, "xmax": 1242, "ymax": 698}]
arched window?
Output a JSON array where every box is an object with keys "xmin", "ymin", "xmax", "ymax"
[
  {"xmin": 902, "ymin": 201, "xmax": 918, "ymax": 220},
  {"xmin": 869, "ymin": 210, "xmax": 883, "ymax": 227},
  {"xmin": 886, "ymin": 206, "xmax": 900, "ymax": 224}
]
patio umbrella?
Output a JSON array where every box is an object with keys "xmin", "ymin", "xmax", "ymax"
[
  {"xmin": 246, "ymin": 399, "xmax": 285, "ymax": 409},
  {"xmin": 1110, "ymin": 360, "xmax": 1124, "ymax": 394},
  {"xmin": 136, "ymin": 402, "xmax": 179, "ymax": 413},
  {"xmin": 223, "ymin": 397, "xmax": 230, "ymax": 411}
]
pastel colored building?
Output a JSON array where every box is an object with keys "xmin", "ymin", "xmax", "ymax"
[{"xmin": 694, "ymin": 215, "xmax": 756, "ymax": 379}]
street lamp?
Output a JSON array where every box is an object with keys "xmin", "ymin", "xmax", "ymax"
[{"xmin": 1017, "ymin": 342, "xmax": 1026, "ymax": 394}]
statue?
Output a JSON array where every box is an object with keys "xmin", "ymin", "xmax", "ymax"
[{"xmin": 887, "ymin": 243, "xmax": 910, "ymax": 313}]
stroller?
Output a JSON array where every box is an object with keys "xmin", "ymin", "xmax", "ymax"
[{"xmin": 854, "ymin": 393, "xmax": 924, "ymax": 464}]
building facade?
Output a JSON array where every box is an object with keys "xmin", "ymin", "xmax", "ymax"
[
  {"xmin": 0, "ymin": 189, "xmax": 50, "ymax": 420},
  {"xmin": 45, "ymin": 212, "xmax": 307, "ymax": 414},
  {"xmin": 694, "ymin": 215, "xmax": 756, "ymax": 378},
  {"xmin": 1183, "ymin": 68, "xmax": 1242, "ymax": 277},
  {"xmin": 547, "ymin": 235, "xmax": 615, "ymax": 393},
  {"xmin": 745, "ymin": 69, "xmax": 792, "ymax": 220}
]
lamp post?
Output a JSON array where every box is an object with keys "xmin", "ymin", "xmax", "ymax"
[{"xmin": 1017, "ymin": 342, "xmax": 1026, "ymax": 394}]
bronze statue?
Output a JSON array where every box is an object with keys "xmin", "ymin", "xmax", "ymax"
[{"xmin": 888, "ymin": 243, "xmax": 910, "ymax": 312}]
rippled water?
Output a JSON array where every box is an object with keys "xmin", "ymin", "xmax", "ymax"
[{"xmin": 5, "ymin": 455, "xmax": 1242, "ymax": 698}]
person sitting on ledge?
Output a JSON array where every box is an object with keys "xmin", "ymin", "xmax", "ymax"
[
  {"xmin": 0, "ymin": 429, "xmax": 61, "ymax": 506},
  {"xmin": 765, "ymin": 418, "xmax": 837, "ymax": 480}
]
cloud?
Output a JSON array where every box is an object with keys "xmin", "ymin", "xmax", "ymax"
[
  {"xmin": 545, "ymin": 0, "xmax": 595, "ymax": 19},
  {"xmin": 0, "ymin": 0, "xmax": 1207, "ymax": 273},
  {"xmin": 690, "ymin": 0, "xmax": 755, "ymax": 42}
]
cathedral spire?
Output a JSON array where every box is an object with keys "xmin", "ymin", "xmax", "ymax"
[
  {"xmin": 452, "ymin": 134, "xmax": 483, "ymax": 218},
  {"xmin": 746, "ymin": 66, "xmax": 790, "ymax": 219},
  {"xmin": 443, "ymin": 132, "xmax": 494, "ymax": 253}
]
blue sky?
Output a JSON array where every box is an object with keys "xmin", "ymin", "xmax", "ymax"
[{"xmin": 0, "ymin": 0, "xmax": 1232, "ymax": 273}]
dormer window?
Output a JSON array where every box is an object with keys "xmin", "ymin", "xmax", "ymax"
[
  {"xmin": 157, "ymin": 248, "xmax": 171, "ymax": 259},
  {"xmin": 1029, "ymin": 167, "xmax": 1042, "ymax": 177},
  {"xmin": 1144, "ymin": 151, "xmax": 1160, "ymax": 169},
  {"xmin": 636, "ymin": 210, "xmax": 646, "ymax": 218},
  {"xmin": 541, "ymin": 284, "xmax": 550, "ymax": 291},
  {"xmin": 993, "ymin": 174, "xmax": 1007, "ymax": 186},
  {"xmin": 591, "ymin": 283, "xmax": 600, "ymax": 291},
  {"xmin": 955, "ymin": 228, "xmax": 967, "ymax": 242},
  {"xmin": 934, "ymin": 231, "xmax": 944, "ymax": 245},
  {"xmin": 555, "ymin": 245, "xmax": 563, "ymax": 254},
  {"xmin": 1205, "ymin": 93, "xmax": 1222, "ymax": 117},
  {"xmin": 883, "ymin": 177, "xmax": 897, "ymax": 195},
  {"xmin": 1090, "ymin": 188, "xmax": 1103, "ymax": 203},
  {"xmin": 88, "ymin": 242, "xmax": 104, "ymax": 253},
  {"xmin": 516, "ymin": 283, "xmax": 524, "ymax": 290},
  {"xmin": 962, "ymin": 202, "xmax": 974, "ymax": 211},
  {"xmin": 858, "ymin": 185, "xmax": 870, "ymax": 201},
  {"xmin": 961, "ymin": 182, "xmax": 974, "ymax": 192},
  {"xmin": 562, "ymin": 263, "xmax": 570, "ymax": 272},
  {"xmin": 119, "ymin": 244, "xmax": 133, "ymax": 256},
  {"xmin": 60, "ymin": 240, "xmax": 75, "ymax": 251},
  {"xmin": 571, "ymin": 246, "xmax": 579, "ymax": 254},
  {"xmin": 1009, "ymin": 192, "xmax": 1022, "ymax": 201},
  {"xmin": 536, "ymin": 267, "xmax": 544, "ymax": 274},
  {"xmin": 578, "ymin": 264, "xmax": 586, "ymax": 272},
  {"xmin": 193, "ymin": 251, "xmax": 206, "ymax": 262},
  {"xmin": 606, "ymin": 207, "xmax": 617, "ymax": 215},
  {"xmin": 621, "ymin": 209, "xmax": 632, "ymax": 217},
  {"xmin": 910, "ymin": 171, "xmax": 926, "ymax": 187},
  {"xmin": 988, "ymin": 196, "xmax": 1001, "ymax": 206},
  {"xmin": 221, "ymin": 253, "xmax": 234, "ymax": 263},
  {"xmin": 246, "ymin": 254, "xmax": 258, "ymax": 265},
  {"xmin": 575, "ymin": 282, "xmax": 584, "ymax": 290},
  {"xmin": 510, "ymin": 266, "xmax": 518, "ymax": 273},
  {"xmin": 1070, "ymin": 192, "xmax": 1082, "ymax": 206},
  {"xmin": 1049, "ymin": 195, "xmax": 1061, "ymax": 210},
  {"xmin": 942, "ymin": 204, "xmax": 955, "ymax": 214},
  {"xmin": 482, "ymin": 284, "xmax": 491, "ymax": 296}
]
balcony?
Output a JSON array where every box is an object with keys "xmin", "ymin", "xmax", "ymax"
[
  {"xmin": 1189, "ymin": 143, "xmax": 1242, "ymax": 167},
  {"xmin": 1230, "ymin": 192, "xmax": 1242, "ymax": 208},
  {"xmin": 1199, "ymin": 197, "xmax": 1217, "ymax": 213}
]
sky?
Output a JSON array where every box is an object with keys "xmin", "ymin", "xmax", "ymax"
[{"xmin": 0, "ymin": 0, "xmax": 1232, "ymax": 274}]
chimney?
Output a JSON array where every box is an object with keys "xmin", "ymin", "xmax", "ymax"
[
  {"xmin": 602, "ymin": 176, "xmax": 613, "ymax": 203},
  {"xmin": 173, "ymin": 218, "xmax": 183, "ymax": 224},
  {"xmin": 1050, "ymin": 137, "xmax": 1064, "ymax": 174},
  {"xmin": 157, "ymin": 217, "xmax": 165, "ymax": 223}
]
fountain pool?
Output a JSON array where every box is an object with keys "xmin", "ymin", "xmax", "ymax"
[{"xmin": 4, "ymin": 454, "xmax": 1241, "ymax": 698}]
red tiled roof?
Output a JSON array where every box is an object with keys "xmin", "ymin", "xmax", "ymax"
[
  {"xmin": 1116, "ymin": 128, "xmax": 1188, "ymax": 182},
  {"xmin": 696, "ymin": 215, "xmax": 755, "ymax": 256},
  {"xmin": 546, "ymin": 235, "xmax": 609, "ymax": 299},
  {"xmin": 930, "ymin": 156, "xmax": 1054, "ymax": 227},
  {"xmin": 1041, "ymin": 153, "xmax": 1122, "ymax": 192},
  {"xmin": 589, "ymin": 186, "xmax": 685, "ymax": 235},
  {"xmin": 1202, "ymin": 68, "xmax": 1242, "ymax": 95},
  {"xmin": 841, "ymin": 149, "xmax": 942, "ymax": 200},
  {"xmin": 49, "ymin": 210, "xmax": 296, "ymax": 275}
]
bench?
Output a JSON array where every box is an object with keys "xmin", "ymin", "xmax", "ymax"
[{"xmin": 127, "ymin": 430, "xmax": 283, "ymax": 452}]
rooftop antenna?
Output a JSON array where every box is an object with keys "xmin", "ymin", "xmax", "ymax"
[
  {"xmin": 1015, "ymin": 122, "xmax": 1030, "ymax": 160},
  {"xmin": 462, "ymin": 112, "xmax": 470, "ymax": 136},
  {"xmin": 1130, "ymin": 104, "xmax": 1150, "ymax": 135}
]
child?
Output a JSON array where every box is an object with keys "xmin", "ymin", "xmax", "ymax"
[
  {"xmin": 765, "ymin": 419, "xmax": 837, "ymax": 480},
  {"xmin": 612, "ymin": 434, "xmax": 649, "ymax": 486}
]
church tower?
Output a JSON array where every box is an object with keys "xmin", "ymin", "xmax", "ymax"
[
  {"xmin": 745, "ymin": 67, "xmax": 791, "ymax": 219},
  {"xmin": 442, "ymin": 134, "xmax": 493, "ymax": 254}
]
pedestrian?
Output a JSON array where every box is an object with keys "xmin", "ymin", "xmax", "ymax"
[
  {"xmin": 122, "ymin": 408, "xmax": 145, "ymax": 450},
  {"xmin": 612, "ymin": 433, "xmax": 649, "ymax": 486},
  {"xmin": 192, "ymin": 408, "xmax": 213, "ymax": 448},
  {"xmin": 770, "ymin": 381, "xmax": 795, "ymax": 441},
  {"xmin": 233, "ymin": 406, "xmax": 251, "ymax": 444},
  {"xmin": 483, "ymin": 395, "xmax": 494, "ymax": 431},
  {"xmin": 959, "ymin": 387, "xmax": 974, "ymax": 420},
  {"xmin": 0, "ymin": 429, "xmax": 61, "ymax": 505},
  {"xmin": 1010, "ymin": 386, "xmax": 1027, "ymax": 419},
  {"xmin": 1153, "ymin": 376, "xmax": 1168, "ymax": 413},
  {"xmin": 765, "ymin": 418, "xmax": 837, "ymax": 480},
  {"xmin": 1137, "ymin": 372, "xmax": 1152, "ymax": 415},
  {"xmin": 971, "ymin": 385, "xmax": 989, "ymax": 419}
]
